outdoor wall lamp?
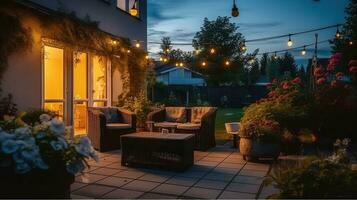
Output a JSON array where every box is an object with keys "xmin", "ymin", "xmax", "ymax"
[{"xmin": 231, "ymin": 0, "xmax": 239, "ymax": 17}]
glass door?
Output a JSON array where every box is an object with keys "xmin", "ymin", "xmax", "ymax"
[
  {"xmin": 43, "ymin": 46, "xmax": 65, "ymax": 119},
  {"xmin": 92, "ymin": 55, "xmax": 108, "ymax": 107},
  {"xmin": 73, "ymin": 52, "xmax": 88, "ymax": 136}
]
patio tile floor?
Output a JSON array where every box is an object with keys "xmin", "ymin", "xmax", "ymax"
[{"xmin": 70, "ymin": 141, "xmax": 274, "ymax": 199}]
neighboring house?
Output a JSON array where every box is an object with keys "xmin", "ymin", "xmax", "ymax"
[
  {"xmin": 255, "ymin": 75, "xmax": 270, "ymax": 86},
  {"xmin": 155, "ymin": 63, "xmax": 206, "ymax": 86},
  {"xmin": 1, "ymin": 0, "xmax": 147, "ymax": 136}
]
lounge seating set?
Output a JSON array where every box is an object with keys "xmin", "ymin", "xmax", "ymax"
[{"xmin": 87, "ymin": 106, "xmax": 217, "ymax": 171}]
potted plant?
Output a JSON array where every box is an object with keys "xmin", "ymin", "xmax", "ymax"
[
  {"xmin": 0, "ymin": 113, "xmax": 98, "ymax": 198},
  {"xmin": 239, "ymin": 120, "xmax": 282, "ymax": 161}
]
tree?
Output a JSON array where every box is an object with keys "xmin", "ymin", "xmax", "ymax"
[
  {"xmin": 159, "ymin": 37, "xmax": 172, "ymax": 59},
  {"xmin": 158, "ymin": 37, "xmax": 193, "ymax": 63},
  {"xmin": 265, "ymin": 52, "xmax": 297, "ymax": 81},
  {"xmin": 331, "ymin": 0, "xmax": 357, "ymax": 73},
  {"xmin": 191, "ymin": 16, "xmax": 255, "ymax": 86},
  {"xmin": 260, "ymin": 53, "xmax": 268, "ymax": 75}
]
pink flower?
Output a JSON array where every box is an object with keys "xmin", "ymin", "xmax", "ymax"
[
  {"xmin": 281, "ymin": 81, "xmax": 289, "ymax": 90},
  {"xmin": 327, "ymin": 62, "xmax": 335, "ymax": 72},
  {"xmin": 314, "ymin": 67, "xmax": 324, "ymax": 77},
  {"xmin": 336, "ymin": 72, "xmax": 344, "ymax": 79},
  {"xmin": 331, "ymin": 80, "xmax": 337, "ymax": 88},
  {"xmin": 292, "ymin": 77, "xmax": 301, "ymax": 84},
  {"xmin": 316, "ymin": 77, "xmax": 326, "ymax": 85},
  {"xmin": 349, "ymin": 66, "xmax": 357, "ymax": 74},
  {"xmin": 348, "ymin": 60, "xmax": 357, "ymax": 66},
  {"xmin": 266, "ymin": 83, "xmax": 273, "ymax": 89}
]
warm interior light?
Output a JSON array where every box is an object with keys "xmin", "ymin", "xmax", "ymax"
[
  {"xmin": 210, "ymin": 48, "xmax": 216, "ymax": 54},
  {"xmin": 287, "ymin": 34, "xmax": 293, "ymax": 47},
  {"xmin": 165, "ymin": 49, "xmax": 170, "ymax": 53},
  {"xmin": 301, "ymin": 46, "xmax": 307, "ymax": 56},
  {"xmin": 175, "ymin": 62, "xmax": 179, "ymax": 67},
  {"xmin": 130, "ymin": 0, "xmax": 139, "ymax": 17},
  {"xmin": 112, "ymin": 40, "xmax": 118, "ymax": 45}
]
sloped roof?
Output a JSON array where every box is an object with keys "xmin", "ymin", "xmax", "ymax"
[{"xmin": 154, "ymin": 63, "xmax": 203, "ymax": 77}]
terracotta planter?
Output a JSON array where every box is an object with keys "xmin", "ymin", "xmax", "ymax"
[
  {"xmin": 239, "ymin": 137, "xmax": 280, "ymax": 161},
  {"xmin": 0, "ymin": 168, "xmax": 74, "ymax": 199}
]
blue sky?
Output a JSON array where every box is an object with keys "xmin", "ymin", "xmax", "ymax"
[{"xmin": 148, "ymin": 0, "xmax": 349, "ymax": 65}]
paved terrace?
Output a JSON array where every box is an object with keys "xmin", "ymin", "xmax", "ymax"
[{"xmin": 71, "ymin": 142, "xmax": 278, "ymax": 199}]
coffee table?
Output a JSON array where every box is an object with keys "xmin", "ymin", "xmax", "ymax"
[
  {"xmin": 121, "ymin": 132, "xmax": 194, "ymax": 171},
  {"xmin": 154, "ymin": 122, "xmax": 178, "ymax": 133}
]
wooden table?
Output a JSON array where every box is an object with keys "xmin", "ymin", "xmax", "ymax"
[{"xmin": 121, "ymin": 132, "xmax": 194, "ymax": 171}]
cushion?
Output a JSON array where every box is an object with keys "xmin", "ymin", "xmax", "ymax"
[
  {"xmin": 154, "ymin": 122, "xmax": 180, "ymax": 128},
  {"xmin": 106, "ymin": 123, "xmax": 131, "ymax": 130},
  {"xmin": 191, "ymin": 107, "xmax": 213, "ymax": 123},
  {"xmin": 165, "ymin": 107, "xmax": 187, "ymax": 123},
  {"xmin": 101, "ymin": 108, "xmax": 119, "ymax": 123},
  {"xmin": 177, "ymin": 123, "xmax": 201, "ymax": 130}
]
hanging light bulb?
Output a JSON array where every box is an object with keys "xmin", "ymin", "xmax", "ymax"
[
  {"xmin": 348, "ymin": 39, "xmax": 353, "ymax": 46},
  {"xmin": 241, "ymin": 41, "xmax": 247, "ymax": 51},
  {"xmin": 301, "ymin": 46, "xmax": 307, "ymax": 56},
  {"xmin": 210, "ymin": 48, "xmax": 216, "ymax": 54},
  {"xmin": 135, "ymin": 42, "xmax": 141, "ymax": 48},
  {"xmin": 287, "ymin": 34, "xmax": 293, "ymax": 47},
  {"xmin": 111, "ymin": 40, "xmax": 118, "ymax": 45},
  {"xmin": 159, "ymin": 57, "xmax": 163, "ymax": 62},
  {"xmin": 274, "ymin": 52, "xmax": 278, "ymax": 59},
  {"xmin": 175, "ymin": 62, "xmax": 179, "ymax": 67},
  {"xmin": 195, "ymin": 49, "xmax": 201, "ymax": 55},
  {"xmin": 163, "ymin": 58, "xmax": 168, "ymax": 62},
  {"xmin": 165, "ymin": 48, "xmax": 170, "ymax": 53},
  {"xmin": 179, "ymin": 62, "xmax": 184, "ymax": 67},
  {"xmin": 127, "ymin": 49, "xmax": 131, "ymax": 54},
  {"xmin": 201, "ymin": 61, "xmax": 207, "ymax": 67},
  {"xmin": 145, "ymin": 55, "xmax": 149, "ymax": 60},
  {"xmin": 130, "ymin": 0, "xmax": 139, "ymax": 17},
  {"xmin": 231, "ymin": 0, "xmax": 239, "ymax": 17},
  {"xmin": 335, "ymin": 26, "xmax": 341, "ymax": 39},
  {"xmin": 225, "ymin": 60, "xmax": 230, "ymax": 66}
]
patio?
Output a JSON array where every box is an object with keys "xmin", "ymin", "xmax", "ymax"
[{"xmin": 70, "ymin": 141, "xmax": 277, "ymax": 199}]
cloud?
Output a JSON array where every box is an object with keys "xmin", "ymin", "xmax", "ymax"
[{"xmin": 238, "ymin": 22, "xmax": 283, "ymax": 29}]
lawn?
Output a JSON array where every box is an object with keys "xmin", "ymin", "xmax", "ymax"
[{"xmin": 215, "ymin": 108, "xmax": 244, "ymax": 141}]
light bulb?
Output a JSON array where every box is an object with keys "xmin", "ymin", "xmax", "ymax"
[
  {"xmin": 225, "ymin": 61, "xmax": 230, "ymax": 66},
  {"xmin": 201, "ymin": 61, "xmax": 207, "ymax": 67},
  {"xmin": 195, "ymin": 49, "xmax": 201, "ymax": 55},
  {"xmin": 135, "ymin": 43, "xmax": 141, "ymax": 48},
  {"xmin": 165, "ymin": 49, "xmax": 170, "ymax": 53},
  {"xmin": 210, "ymin": 48, "xmax": 216, "ymax": 54},
  {"xmin": 163, "ymin": 58, "xmax": 168, "ymax": 62},
  {"xmin": 159, "ymin": 57, "xmax": 163, "ymax": 61},
  {"xmin": 179, "ymin": 62, "xmax": 184, "ymax": 67},
  {"xmin": 175, "ymin": 63, "xmax": 179, "ymax": 67},
  {"xmin": 274, "ymin": 52, "xmax": 278, "ymax": 59},
  {"xmin": 241, "ymin": 44, "xmax": 247, "ymax": 51},
  {"xmin": 145, "ymin": 55, "xmax": 149, "ymax": 60},
  {"xmin": 301, "ymin": 46, "xmax": 307, "ymax": 56},
  {"xmin": 349, "ymin": 40, "xmax": 353, "ymax": 46},
  {"xmin": 335, "ymin": 27, "xmax": 341, "ymax": 39},
  {"xmin": 287, "ymin": 34, "xmax": 293, "ymax": 47},
  {"xmin": 127, "ymin": 49, "xmax": 131, "ymax": 53}
]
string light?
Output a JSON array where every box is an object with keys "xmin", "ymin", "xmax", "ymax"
[
  {"xmin": 335, "ymin": 26, "xmax": 341, "ymax": 39},
  {"xmin": 201, "ymin": 61, "xmax": 207, "ymax": 67},
  {"xmin": 301, "ymin": 46, "xmax": 307, "ymax": 56},
  {"xmin": 241, "ymin": 42, "xmax": 247, "ymax": 51},
  {"xmin": 348, "ymin": 39, "xmax": 353, "ymax": 46},
  {"xmin": 274, "ymin": 52, "xmax": 278, "ymax": 59},
  {"xmin": 165, "ymin": 49, "xmax": 170, "ymax": 53},
  {"xmin": 112, "ymin": 40, "xmax": 118, "ymax": 45},
  {"xmin": 175, "ymin": 62, "xmax": 179, "ymax": 66},
  {"xmin": 127, "ymin": 49, "xmax": 131, "ymax": 54},
  {"xmin": 195, "ymin": 49, "xmax": 201, "ymax": 55},
  {"xmin": 159, "ymin": 57, "xmax": 163, "ymax": 61},
  {"xmin": 135, "ymin": 42, "xmax": 141, "ymax": 48},
  {"xmin": 130, "ymin": 0, "xmax": 139, "ymax": 17},
  {"xmin": 210, "ymin": 48, "xmax": 216, "ymax": 54},
  {"xmin": 179, "ymin": 62, "xmax": 184, "ymax": 67},
  {"xmin": 225, "ymin": 60, "xmax": 230, "ymax": 66},
  {"xmin": 231, "ymin": 0, "xmax": 239, "ymax": 17},
  {"xmin": 163, "ymin": 58, "xmax": 168, "ymax": 62},
  {"xmin": 145, "ymin": 55, "xmax": 149, "ymax": 60},
  {"xmin": 287, "ymin": 34, "xmax": 293, "ymax": 47}
]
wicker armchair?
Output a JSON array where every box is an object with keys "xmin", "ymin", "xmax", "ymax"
[
  {"xmin": 147, "ymin": 107, "xmax": 217, "ymax": 151},
  {"xmin": 87, "ymin": 107, "xmax": 136, "ymax": 152}
]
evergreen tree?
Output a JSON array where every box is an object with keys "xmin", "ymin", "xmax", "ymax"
[{"xmin": 260, "ymin": 53, "xmax": 269, "ymax": 75}]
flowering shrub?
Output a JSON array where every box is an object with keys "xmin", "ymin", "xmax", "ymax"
[
  {"xmin": 264, "ymin": 138, "xmax": 357, "ymax": 199},
  {"xmin": 239, "ymin": 120, "xmax": 283, "ymax": 143},
  {"xmin": 0, "ymin": 114, "xmax": 97, "ymax": 175}
]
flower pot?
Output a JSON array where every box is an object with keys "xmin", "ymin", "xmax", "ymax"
[
  {"xmin": 0, "ymin": 168, "xmax": 75, "ymax": 199},
  {"xmin": 136, "ymin": 127, "xmax": 146, "ymax": 132},
  {"xmin": 239, "ymin": 137, "xmax": 280, "ymax": 162}
]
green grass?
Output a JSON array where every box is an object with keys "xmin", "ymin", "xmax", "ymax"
[{"xmin": 215, "ymin": 108, "xmax": 244, "ymax": 141}]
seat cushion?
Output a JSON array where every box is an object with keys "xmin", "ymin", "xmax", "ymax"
[
  {"xmin": 177, "ymin": 123, "xmax": 201, "ymax": 130},
  {"xmin": 191, "ymin": 107, "xmax": 214, "ymax": 123},
  {"xmin": 106, "ymin": 123, "xmax": 131, "ymax": 130},
  {"xmin": 154, "ymin": 122, "xmax": 180, "ymax": 128},
  {"xmin": 100, "ymin": 107, "xmax": 119, "ymax": 123},
  {"xmin": 165, "ymin": 107, "xmax": 187, "ymax": 123}
]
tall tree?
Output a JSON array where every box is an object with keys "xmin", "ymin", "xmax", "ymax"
[
  {"xmin": 331, "ymin": 0, "xmax": 357, "ymax": 73},
  {"xmin": 158, "ymin": 37, "xmax": 193, "ymax": 63},
  {"xmin": 191, "ymin": 16, "xmax": 255, "ymax": 86},
  {"xmin": 260, "ymin": 53, "xmax": 269, "ymax": 75},
  {"xmin": 159, "ymin": 37, "xmax": 172, "ymax": 59},
  {"xmin": 278, "ymin": 52, "xmax": 297, "ymax": 78}
]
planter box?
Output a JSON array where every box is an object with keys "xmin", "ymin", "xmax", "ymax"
[
  {"xmin": 0, "ymin": 167, "xmax": 74, "ymax": 199},
  {"xmin": 240, "ymin": 138, "xmax": 280, "ymax": 161}
]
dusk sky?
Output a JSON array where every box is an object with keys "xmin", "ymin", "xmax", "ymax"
[{"xmin": 148, "ymin": 0, "xmax": 349, "ymax": 66}]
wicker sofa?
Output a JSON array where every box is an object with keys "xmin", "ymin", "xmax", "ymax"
[
  {"xmin": 87, "ymin": 107, "xmax": 136, "ymax": 152},
  {"xmin": 147, "ymin": 107, "xmax": 217, "ymax": 151}
]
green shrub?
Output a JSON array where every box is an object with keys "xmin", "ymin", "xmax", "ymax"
[
  {"xmin": 21, "ymin": 109, "xmax": 58, "ymax": 126},
  {"xmin": 239, "ymin": 119, "xmax": 283, "ymax": 143}
]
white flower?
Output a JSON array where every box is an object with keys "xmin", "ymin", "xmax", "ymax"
[
  {"xmin": 0, "ymin": 131, "xmax": 15, "ymax": 142},
  {"xmin": 21, "ymin": 147, "xmax": 40, "ymax": 160},
  {"xmin": 1, "ymin": 139, "xmax": 19, "ymax": 154},
  {"xmin": 49, "ymin": 118, "xmax": 65, "ymax": 135},
  {"xmin": 74, "ymin": 137, "xmax": 94, "ymax": 158},
  {"xmin": 39, "ymin": 114, "xmax": 51, "ymax": 123},
  {"xmin": 50, "ymin": 138, "xmax": 68, "ymax": 151}
]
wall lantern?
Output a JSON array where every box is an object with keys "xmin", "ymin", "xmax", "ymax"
[
  {"xmin": 231, "ymin": 0, "xmax": 239, "ymax": 17},
  {"xmin": 130, "ymin": 0, "xmax": 139, "ymax": 17}
]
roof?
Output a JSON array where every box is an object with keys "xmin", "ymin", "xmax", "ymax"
[{"xmin": 155, "ymin": 63, "xmax": 203, "ymax": 77}]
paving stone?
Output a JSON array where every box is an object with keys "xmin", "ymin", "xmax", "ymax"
[
  {"xmin": 211, "ymin": 167, "xmax": 239, "ymax": 175},
  {"xmin": 189, "ymin": 165, "xmax": 212, "ymax": 172},
  {"xmin": 201, "ymin": 156, "xmax": 226, "ymax": 162},
  {"xmin": 102, "ymin": 188, "xmax": 144, "ymax": 199},
  {"xmin": 233, "ymin": 175, "xmax": 264, "ymax": 185},
  {"xmin": 83, "ymin": 166, "xmax": 99, "ymax": 173},
  {"xmin": 139, "ymin": 173, "xmax": 172, "ymax": 183},
  {"xmin": 165, "ymin": 176, "xmax": 199, "ymax": 186},
  {"xmin": 178, "ymin": 170, "xmax": 207, "ymax": 178},
  {"xmin": 223, "ymin": 158, "xmax": 246, "ymax": 164},
  {"xmin": 217, "ymin": 162, "xmax": 244, "ymax": 170},
  {"xmin": 183, "ymin": 187, "xmax": 222, "ymax": 199},
  {"xmin": 71, "ymin": 182, "xmax": 87, "ymax": 191},
  {"xmin": 122, "ymin": 180, "xmax": 161, "ymax": 192},
  {"xmin": 239, "ymin": 169, "xmax": 267, "ymax": 177},
  {"xmin": 207, "ymin": 152, "xmax": 230, "ymax": 158},
  {"xmin": 226, "ymin": 182, "xmax": 261, "ymax": 194},
  {"xmin": 72, "ymin": 184, "xmax": 116, "ymax": 198},
  {"xmin": 204, "ymin": 172, "xmax": 235, "ymax": 182},
  {"xmin": 99, "ymin": 156, "xmax": 121, "ymax": 163},
  {"xmin": 218, "ymin": 190, "xmax": 256, "ymax": 199},
  {"xmin": 244, "ymin": 163, "xmax": 270, "ymax": 172},
  {"xmin": 90, "ymin": 167, "xmax": 121, "ymax": 176},
  {"xmin": 105, "ymin": 162, "xmax": 130, "ymax": 170},
  {"xmin": 140, "ymin": 192, "xmax": 177, "ymax": 199},
  {"xmin": 75, "ymin": 173, "xmax": 106, "ymax": 184},
  {"xmin": 195, "ymin": 179, "xmax": 228, "ymax": 190},
  {"xmin": 114, "ymin": 170, "xmax": 146, "ymax": 179},
  {"xmin": 70, "ymin": 194, "xmax": 92, "ymax": 199},
  {"xmin": 152, "ymin": 183, "xmax": 189, "ymax": 195},
  {"xmin": 196, "ymin": 160, "xmax": 219, "ymax": 167},
  {"xmin": 96, "ymin": 176, "xmax": 133, "ymax": 187},
  {"xmin": 88, "ymin": 160, "xmax": 113, "ymax": 167}
]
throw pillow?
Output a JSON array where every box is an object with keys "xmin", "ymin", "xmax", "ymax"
[{"xmin": 165, "ymin": 107, "xmax": 187, "ymax": 123}]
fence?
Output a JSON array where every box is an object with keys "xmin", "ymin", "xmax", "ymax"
[{"xmin": 148, "ymin": 85, "xmax": 268, "ymax": 107}]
